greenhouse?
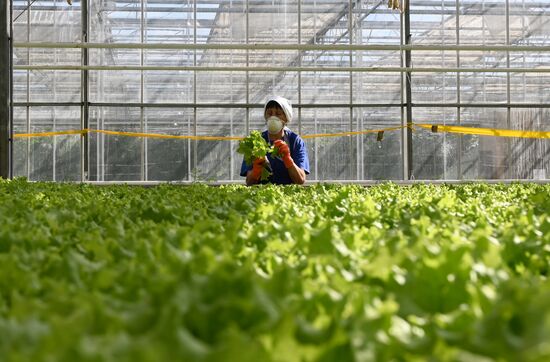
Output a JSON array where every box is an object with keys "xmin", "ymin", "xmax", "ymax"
[
  {"xmin": 0, "ymin": 1, "xmax": 549, "ymax": 361},
  {"xmin": 1, "ymin": 0, "xmax": 548, "ymax": 182}
]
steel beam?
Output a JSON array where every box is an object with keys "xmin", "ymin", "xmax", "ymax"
[
  {"xmin": 0, "ymin": 0, "xmax": 10, "ymax": 179},
  {"xmin": 13, "ymin": 42, "xmax": 550, "ymax": 52},
  {"xmin": 404, "ymin": 0, "xmax": 413, "ymax": 180},
  {"xmin": 81, "ymin": 0, "xmax": 89, "ymax": 181}
]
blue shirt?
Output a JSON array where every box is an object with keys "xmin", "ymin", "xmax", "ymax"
[{"xmin": 240, "ymin": 128, "xmax": 310, "ymax": 185}]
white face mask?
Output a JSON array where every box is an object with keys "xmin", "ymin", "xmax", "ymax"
[{"xmin": 267, "ymin": 116, "xmax": 284, "ymax": 134}]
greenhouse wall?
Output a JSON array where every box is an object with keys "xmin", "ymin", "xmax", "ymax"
[{"xmin": 9, "ymin": 0, "xmax": 550, "ymax": 182}]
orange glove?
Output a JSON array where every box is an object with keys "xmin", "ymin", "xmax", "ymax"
[
  {"xmin": 250, "ymin": 157, "xmax": 266, "ymax": 180},
  {"xmin": 274, "ymin": 140, "xmax": 293, "ymax": 169}
]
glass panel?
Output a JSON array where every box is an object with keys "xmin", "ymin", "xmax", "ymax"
[
  {"xmin": 195, "ymin": 108, "xmax": 246, "ymax": 181},
  {"xmin": 300, "ymin": 1, "xmax": 345, "ymax": 44},
  {"xmin": 249, "ymin": 71, "xmax": 299, "ymax": 104},
  {"xmin": 412, "ymin": 51, "xmax": 457, "ymax": 104},
  {"xmin": 509, "ymin": 108, "xmax": 550, "ymax": 180},
  {"xmin": 411, "ymin": 0, "xmax": 457, "ymax": 45},
  {"xmin": 89, "ymin": 107, "xmax": 142, "ymax": 181},
  {"xmin": 412, "ymin": 71, "xmax": 458, "ymax": 104},
  {"xmin": 17, "ymin": 107, "xmax": 81, "ymax": 181},
  {"xmin": 460, "ymin": 51, "xmax": 507, "ymax": 103},
  {"xmin": 459, "ymin": 71, "xmax": 508, "ymax": 104},
  {"xmin": 143, "ymin": 7, "xmax": 194, "ymax": 104},
  {"xmin": 412, "ymin": 107, "xmax": 459, "ymax": 180},
  {"xmin": 353, "ymin": 2, "xmax": 401, "ymax": 45},
  {"xmin": 12, "ymin": 107, "xmax": 29, "ymax": 178},
  {"xmin": 358, "ymin": 107, "xmax": 403, "ymax": 180},
  {"xmin": 195, "ymin": 1, "xmax": 244, "ymax": 44},
  {"xmin": 144, "ymin": 1, "xmax": 194, "ymax": 44},
  {"xmin": 30, "ymin": 0, "xmax": 81, "ymax": 43},
  {"xmin": 301, "ymin": 107, "xmax": 354, "ymax": 181},
  {"xmin": 145, "ymin": 108, "xmax": 193, "ymax": 181},
  {"xmin": 301, "ymin": 70, "xmax": 350, "ymax": 105},
  {"xmin": 88, "ymin": 47, "xmax": 141, "ymax": 103},
  {"xmin": 459, "ymin": 1, "xmax": 506, "ymax": 46},
  {"xmin": 13, "ymin": 0, "xmax": 31, "ymax": 104},
  {"xmin": 509, "ymin": 0, "xmax": 550, "ymax": 44},
  {"xmin": 89, "ymin": 49, "xmax": 141, "ymax": 66},
  {"xmin": 90, "ymin": 0, "xmax": 141, "ymax": 43},
  {"xmin": 510, "ymin": 52, "xmax": 550, "ymax": 104},
  {"xmin": 355, "ymin": 49, "xmax": 401, "ymax": 68},
  {"xmin": 353, "ymin": 71, "xmax": 401, "ymax": 105},
  {"xmin": 29, "ymin": 69, "xmax": 81, "ymax": 103},
  {"xmin": 30, "ymin": 48, "xmax": 80, "ymax": 66},
  {"xmin": 250, "ymin": 107, "xmax": 267, "ymax": 134},
  {"xmin": 13, "ymin": 0, "xmax": 30, "ymax": 43},
  {"xmin": 247, "ymin": 0, "xmax": 299, "ymax": 44},
  {"xmin": 13, "ymin": 70, "xmax": 28, "ymax": 103},
  {"xmin": 144, "ymin": 68, "xmax": 194, "ymax": 104},
  {"xmin": 460, "ymin": 107, "xmax": 509, "ymax": 180},
  {"xmin": 89, "ymin": 70, "xmax": 141, "ymax": 103},
  {"xmin": 197, "ymin": 70, "xmax": 247, "ymax": 104}
]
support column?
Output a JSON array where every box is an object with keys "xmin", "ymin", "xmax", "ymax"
[
  {"xmin": 81, "ymin": 0, "xmax": 89, "ymax": 181},
  {"xmin": 404, "ymin": 0, "xmax": 413, "ymax": 179},
  {"xmin": 0, "ymin": 0, "xmax": 10, "ymax": 179}
]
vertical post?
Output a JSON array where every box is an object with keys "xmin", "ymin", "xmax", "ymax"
[
  {"xmin": 441, "ymin": 0, "xmax": 447, "ymax": 180},
  {"xmin": 141, "ymin": 0, "xmax": 145, "ymax": 181},
  {"xmin": 348, "ymin": 0, "xmax": 354, "ymax": 180},
  {"xmin": 81, "ymin": 0, "xmax": 89, "ymax": 181},
  {"xmin": 456, "ymin": 0, "xmax": 461, "ymax": 179},
  {"xmin": 404, "ymin": 0, "xmax": 413, "ymax": 179},
  {"xmin": 0, "ymin": 0, "xmax": 10, "ymax": 178},
  {"xmin": 186, "ymin": 2, "xmax": 191, "ymax": 181},
  {"xmin": 400, "ymin": 9, "xmax": 405, "ymax": 180},
  {"xmin": 297, "ymin": 0, "xmax": 302, "ymax": 137},
  {"xmin": 25, "ymin": 0, "xmax": 29, "ymax": 178},
  {"xmin": 505, "ymin": 0, "xmax": 511, "ymax": 178},
  {"xmin": 245, "ymin": 0, "xmax": 249, "ymax": 135},
  {"xmin": 192, "ymin": 0, "xmax": 197, "ymax": 180},
  {"xmin": 8, "ymin": 1, "xmax": 13, "ymax": 178},
  {"xmin": 9, "ymin": 0, "xmax": 14, "ymax": 178}
]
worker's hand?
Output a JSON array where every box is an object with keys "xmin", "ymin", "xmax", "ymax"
[
  {"xmin": 274, "ymin": 140, "xmax": 293, "ymax": 169},
  {"xmin": 250, "ymin": 157, "xmax": 266, "ymax": 180}
]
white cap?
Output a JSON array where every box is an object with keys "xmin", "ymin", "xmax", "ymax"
[{"xmin": 264, "ymin": 96, "xmax": 293, "ymax": 123}]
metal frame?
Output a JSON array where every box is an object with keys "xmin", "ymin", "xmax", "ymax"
[
  {"xmin": 7, "ymin": 0, "xmax": 550, "ymax": 182},
  {"xmin": 404, "ymin": 0, "xmax": 413, "ymax": 180},
  {"xmin": 12, "ymin": 42, "xmax": 550, "ymax": 52},
  {"xmin": 13, "ymin": 102, "xmax": 550, "ymax": 108},
  {"xmin": 12, "ymin": 64, "xmax": 550, "ymax": 73},
  {"xmin": 0, "ymin": 0, "xmax": 9, "ymax": 179},
  {"xmin": 81, "ymin": 0, "xmax": 89, "ymax": 181},
  {"xmin": 9, "ymin": 0, "xmax": 14, "ymax": 178}
]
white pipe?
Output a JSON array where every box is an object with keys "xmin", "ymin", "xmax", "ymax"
[
  {"xmin": 14, "ymin": 64, "xmax": 550, "ymax": 73},
  {"xmin": 13, "ymin": 41, "xmax": 550, "ymax": 52}
]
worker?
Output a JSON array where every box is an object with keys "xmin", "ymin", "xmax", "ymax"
[{"xmin": 240, "ymin": 96, "xmax": 310, "ymax": 185}]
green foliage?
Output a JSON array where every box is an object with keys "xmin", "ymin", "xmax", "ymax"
[
  {"xmin": 237, "ymin": 131, "xmax": 280, "ymax": 181},
  {"xmin": 0, "ymin": 179, "xmax": 549, "ymax": 361},
  {"xmin": 237, "ymin": 131, "xmax": 273, "ymax": 166}
]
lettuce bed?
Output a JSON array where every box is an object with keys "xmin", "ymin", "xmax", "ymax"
[{"xmin": 1, "ymin": 180, "xmax": 549, "ymax": 361}]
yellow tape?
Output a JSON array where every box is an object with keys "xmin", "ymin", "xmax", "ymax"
[
  {"xmin": 301, "ymin": 126, "xmax": 406, "ymax": 139},
  {"xmin": 13, "ymin": 126, "xmax": 407, "ymax": 140},
  {"xmin": 91, "ymin": 129, "xmax": 244, "ymax": 141},
  {"xmin": 13, "ymin": 123, "xmax": 549, "ymax": 140},
  {"xmin": 13, "ymin": 129, "xmax": 88, "ymax": 138},
  {"xmin": 416, "ymin": 124, "xmax": 550, "ymax": 139}
]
